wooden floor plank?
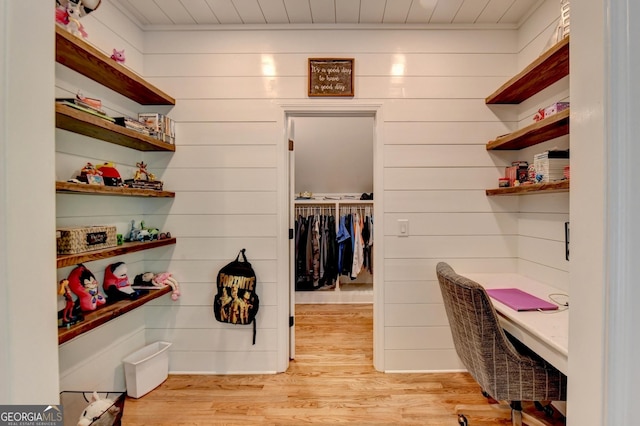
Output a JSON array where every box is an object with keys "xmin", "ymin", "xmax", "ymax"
[{"xmin": 122, "ymin": 304, "xmax": 565, "ymax": 425}]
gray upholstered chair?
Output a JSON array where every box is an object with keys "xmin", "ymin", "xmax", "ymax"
[{"xmin": 436, "ymin": 262, "xmax": 567, "ymax": 426}]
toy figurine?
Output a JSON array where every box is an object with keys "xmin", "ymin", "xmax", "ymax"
[
  {"xmin": 103, "ymin": 262, "xmax": 139, "ymax": 302},
  {"xmin": 57, "ymin": 279, "xmax": 83, "ymax": 327},
  {"xmin": 110, "ymin": 48, "xmax": 125, "ymax": 64},
  {"xmin": 67, "ymin": 264, "xmax": 106, "ymax": 312},
  {"xmin": 65, "ymin": 0, "xmax": 88, "ymax": 38},
  {"xmin": 134, "ymin": 272, "xmax": 181, "ymax": 301}
]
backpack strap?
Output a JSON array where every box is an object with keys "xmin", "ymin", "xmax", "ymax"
[{"xmin": 252, "ymin": 318, "xmax": 256, "ymax": 345}]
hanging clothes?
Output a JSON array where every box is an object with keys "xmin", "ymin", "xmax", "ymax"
[{"xmin": 294, "ymin": 204, "xmax": 373, "ymax": 291}]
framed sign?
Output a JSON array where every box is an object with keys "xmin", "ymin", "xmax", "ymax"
[{"xmin": 308, "ymin": 58, "xmax": 354, "ymax": 97}]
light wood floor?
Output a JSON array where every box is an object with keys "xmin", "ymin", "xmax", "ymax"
[{"xmin": 122, "ymin": 304, "xmax": 565, "ymax": 425}]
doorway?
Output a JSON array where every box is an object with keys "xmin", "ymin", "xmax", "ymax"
[{"xmin": 279, "ymin": 104, "xmax": 384, "ymax": 370}]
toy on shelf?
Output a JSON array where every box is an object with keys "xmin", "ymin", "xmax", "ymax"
[
  {"xmin": 64, "ymin": 0, "xmax": 88, "ymax": 38},
  {"xmin": 110, "ymin": 48, "xmax": 125, "ymax": 64},
  {"xmin": 133, "ymin": 272, "xmax": 181, "ymax": 301},
  {"xmin": 103, "ymin": 262, "xmax": 139, "ymax": 302},
  {"xmin": 124, "ymin": 162, "xmax": 163, "ymax": 190},
  {"xmin": 55, "ymin": 0, "xmax": 102, "ymax": 38},
  {"xmin": 76, "ymin": 162, "xmax": 104, "ymax": 185},
  {"xmin": 57, "ymin": 278, "xmax": 84, "ymax": 327},
  {"xmin": 67, "ymin": 264, "xmax": 106, "ymax": 312},
  {"xmin": 125, "ymin": 219, "xmax": 162, "ymax": 242},
  {"xmin": 77, "ymin": 391, "xmax": 119, "ymax": 426},
  {"xmin": 95, "ymin": 162, "xmax": 123, "ymax": 187}
]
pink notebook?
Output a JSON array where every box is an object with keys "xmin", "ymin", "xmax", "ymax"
[{"xmin": 486, "ymin": 288, "xmax": 558, "ymax": 311}]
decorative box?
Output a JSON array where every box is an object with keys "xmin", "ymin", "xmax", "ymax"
[
  {"xmin": 57, "ymin": 225, "xmax": 117, "ymax": 255},
  {"xmin": 544, "ymin": 102, "xmax": 570, "ymax": 117}
]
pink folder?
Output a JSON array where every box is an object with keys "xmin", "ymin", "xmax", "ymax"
[{"xmin": 485, "ymin": 288, "xmax": 558, "ymax": 311}]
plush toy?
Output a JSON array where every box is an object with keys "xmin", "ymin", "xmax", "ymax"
[
  {"xmin": 110, "ymin": 48, "xmax": 125, "ymax": 64},
  {"xmin": 67, "ymin": 264, "xmax": 106, "ymax": 312},
  {"xmin": 77, "ymin": 391, "xmax": 119, "ymax": 426},
  {"xmin": 134, "ymin": 272, "xmax": 181, "ymax": 301},
  {"xmin": 65, "ymin": 0, "xmax": 88, "ymax": 38},
  {"xmin": 95, "ymin": 162, "xmax": 123, "ymax": 187},
  {"xmin": 57, "ymin": 0, "xmax": 102, "ymax": 17},
  {"xmin": 103, "ymin": 262, "xmax": 139, "ymax": 302}
]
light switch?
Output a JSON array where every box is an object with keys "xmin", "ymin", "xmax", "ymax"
[{"xmin": 398, "ymin": 219, "xmax": 409, "ymax": 237}]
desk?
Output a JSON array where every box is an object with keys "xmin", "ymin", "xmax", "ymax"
[{"xmin": 464, "ymin": 273, "xmax": 568, "ymax": 376}]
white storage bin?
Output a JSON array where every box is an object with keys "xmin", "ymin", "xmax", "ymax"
[{"xmin": 123, "ymin": 341, "xmax": 172, "ymax": 398}]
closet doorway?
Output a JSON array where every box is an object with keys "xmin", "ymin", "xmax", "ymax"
[{"xmin": 285, "ymin": 109, "xmax": 380, "ymax": 363}]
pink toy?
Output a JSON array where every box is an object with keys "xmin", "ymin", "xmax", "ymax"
[
  {"xmin": 133, "ymin": 272, "xmax": 181, "ymax": 301},
  {"xmin": 110, "ymin": 49, "xmax": 125, "ymax": 64}
]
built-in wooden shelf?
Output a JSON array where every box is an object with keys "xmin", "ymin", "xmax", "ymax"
[
  {"xmin": 56, "ymin": 181, "xmax": 175, "ymax": 198},
  {"xmin": 486, "ymin": 180, "xmax": 569, "ymax": 196},
  {"xmin": 56, "ymin": 103, "xmax": 175, "ymax": 152},
  {"xmin": 486, "ymin": 36, "xmax": 569, "ymax": 104},
  {"xmin": 58, "ymin": 286, "xmax": 171, "ymax": 344},
  {"xmin": 486, "ymin": 109, "xmax": 570, "ymax": 150},
  {"xmin": 57, "ymin": 238, "xmax": 176, "ymax": 269},
  {"xmin": 55, "ymin": 26, "xmax": 175, "ymax": 105}
]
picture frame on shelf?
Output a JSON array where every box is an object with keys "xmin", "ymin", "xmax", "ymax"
[{"xmin": 87, "ymin": 175, "xmax": 104, "ymax": 185}]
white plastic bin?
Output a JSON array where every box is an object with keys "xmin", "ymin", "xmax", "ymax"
[{"xmin": 123, "ymin": 341, "xmax": 172, "ymax": 398}]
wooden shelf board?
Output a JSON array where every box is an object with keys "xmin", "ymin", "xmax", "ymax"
[
  {"xmin": 486, "ymin": 109, "xmax": 570, "ymax": 150},
  {"xmin": 486, "ymin": 180, "xmax": 569, "ymax": 196},
  {"xmin": 56, "ymin": 181, "xmax": 175, "ymax": 198},
  {"xmin": 55, "ymin": 26, "xmax": 175, "ymax": 105},
  {"xmin": 486, "ymin": 36, "xmax": 569, "ymax": 104},
  {"xmin": 56, "ymin": 103, "xmax": 175, "ymax": 152},
  {"xmin": 57, "ymin": 238, "xmax": 177, "ymax": 269},
  {"xmin": 58, "ymin": 286, "xmax": 171, "ymax": 345}
]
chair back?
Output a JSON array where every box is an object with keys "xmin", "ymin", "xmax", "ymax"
[{"xmin": 436, "ymin": 262, "xmax": 567, "ymax": 402}]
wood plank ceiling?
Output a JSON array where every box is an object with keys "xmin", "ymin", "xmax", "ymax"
[{"xmin": 112, "ymin": 0, "xmax": 544, "ymax": 27}]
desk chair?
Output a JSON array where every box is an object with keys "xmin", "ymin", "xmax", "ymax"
[{"xmin": 436, "ymin": 262, "xmax": 567, "ymax": 426}]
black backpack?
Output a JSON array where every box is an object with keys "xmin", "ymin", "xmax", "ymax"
[{"xmin": 213, "ymin": 249, "xmax": 259, "ymax": 344}]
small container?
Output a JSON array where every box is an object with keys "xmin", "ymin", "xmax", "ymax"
[{"xmin": 498, "ymin": 178, "xmax": 510, "ymax": 188}]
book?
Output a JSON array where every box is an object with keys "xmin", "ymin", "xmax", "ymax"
[{"xmin": 57, "ymin": 100, "xmax": 115, "ymax": 122}]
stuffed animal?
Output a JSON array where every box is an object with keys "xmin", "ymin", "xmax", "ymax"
[
  {"xmin": 67, "ymin": 264, "xmax": 106, "ymax": 312},
  {"xmin": 134, "ymin": 272, "xmax": 181, "ymax": 301},
  {"xmin": 65, "ymin": 0, "xmax": 88, "ymax": 38},
  {"xmin": 103, "ymin": 262, "xmax": 139, "ymax": 302},
  {"xmin": 77, "ymin": 391, "xmax": 119, "ymax": 426},
  {"xmin": 57, "ymin": 0, "xmax": 102, "ymax": 17},
  {"xmin": 110, "ymin": 48, "xmax": 125, "ymax": 64}
]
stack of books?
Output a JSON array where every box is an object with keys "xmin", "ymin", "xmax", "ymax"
[
  {"xmin": 534, "ymin": 150, "xmax": 570, "ymax": 182},
  {"xmin": 113, "ymin": 116, "xmax": 150, "ymax": 135},
  {"xmin": 138, "ymin": 113, "xmax": 175, "ymax": 144},
  {"xmin": 56, "ymin": 95, "xmax": 115, "ymax": 123}
]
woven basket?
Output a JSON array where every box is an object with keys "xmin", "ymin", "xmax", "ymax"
[{"xmin": 57, "ymin": 225, "xmax": 117, "ymax": 255}]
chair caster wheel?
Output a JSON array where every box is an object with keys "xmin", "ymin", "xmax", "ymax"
[{"xmin": 458, "ymin": 414, "xmax": 468, "ymax": 425}]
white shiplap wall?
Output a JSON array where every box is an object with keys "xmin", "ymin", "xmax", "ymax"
[
  {"xmin": 56, "ymin": 0, "xmax": 570, "ymax": 385},
  {"xmin": 513, "ymin": 1, "xmax": 570, "ymax": 290},
  {"xmin": 140, "ymin": 26, "xmax": 519, "ymax": 373}
]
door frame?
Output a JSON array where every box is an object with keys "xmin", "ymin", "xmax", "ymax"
[{"xmin": 276, "ymin": 102, "xmax": 385, "ymax": 373}]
